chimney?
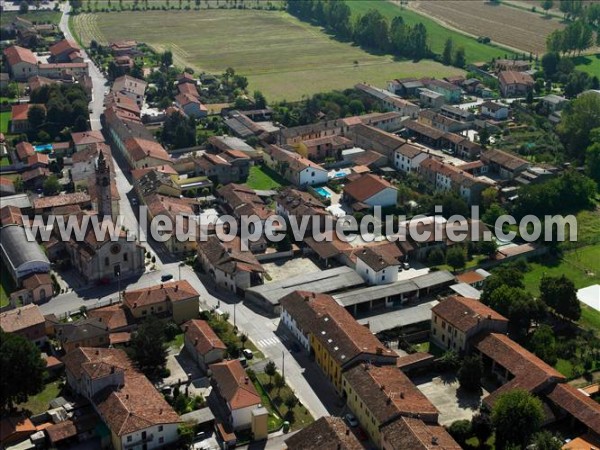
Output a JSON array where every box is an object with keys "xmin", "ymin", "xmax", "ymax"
[
  {"xmin": 175, "ymin": 284, "xmax": 179, "ymax": 292},
  {"xmin": 161, "ymin": 284, "xmax": 164, "ymax": 289},
  {"xmin": 244, "ymin": 376, "xmax": 249, "ymax": 384},
  {"xmin": 400, "ymin": 392, "xmax": 405, "ymax": 399},
  {"xmin": 487, "ymin": 314, "xmax": 492, "ymax": 319},
  {"xmin": 312, "ymin": 292, "xmax": 316, "ymax": 298},
  {"xmin": 95, "ymin": 349, "xmax": 100, "ymax": 355},
  {"xmin": 432, "ymin": 437, "xmax": 439, "ymax": 445}
]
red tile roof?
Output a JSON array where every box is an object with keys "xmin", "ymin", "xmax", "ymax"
[
  {"xmin": 284, "ymin": 416, "xmax": 363, "ymax": 450},
  {"xmin": 381, "ymin": 417, "xmax": 461, "ymax": 450},
  {"xmin": 3, "ymin": 45, "xmax": 37, "ymax": 66},
  {"xmin": 15, "ymin": 141, "xmax": 35, "ymax": 160},
  {"xmin": 49, "ymin": 39, "xmax": 79, "ymax": 57},
  {"xmin": 123, "ymin": 280, "xmax": 198, "ymax": 310},
  {"xmin": 343, "ymin": 173, "xmax": 396, "ymax": 203},
  {"xmin": 26, "ymin": 153, "xmax": 49, "ymax": 166},
  {"xmin": 124, "ymin": 137, "xmax": 171, "ymax": 163},
  {"xmin": 432, "ymin": 296, "xmax": 508, "ymax": 333},
  {"xmin": 546, "ymin": 383, "xmax": 600, "ymax": 432},
  {"xmin": 209, "ymin": 359, "xmax": 261, "ymax": 410},
  {"xmin": 71, "ymin": 130, "xmax": 105, "ymax": 146},
  {"xmin": 183, "ymin": 319, "xmax": 226, "ymax": 356},
  {"xmin": 498, "ymin": 70, "xmax": 534, "ymax": 87},
  {"xmin": 0, "ymin": 305, "xmax": 45, "ymax": 333},
  {"xmin": 0, "ymin": 206, "xmax": 23, "ymax": 227}
]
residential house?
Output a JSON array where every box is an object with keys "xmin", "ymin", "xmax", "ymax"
[
  {"xmin": 418, "ymin": 88, "xmax": 446, "ymax": 109},
  {"xmin": 403, "ymin": 120, "xmax": 445, "ymax": 148},
  {"xmin": 21, "ymin": 167, "xmax": 49, "ymax": 189},
  {"xmin": 49, "ymin": 39, "xmax": 82, "ymax": 63},
  {"xmin": 144, "ymin": 194, "xmax": 199, "ymax": 254},
  {"xmin": 175, "ymin": 93, "xmax": 208, "ymax": 118},
  {"xmin": 387, "ymin": 78, "xmax": 424, "ymax": 98},
  {"xmin": 111, "ymin": 75, "xmax": 147, "ymax": 107},
  {"xmin": 0, "ymin": 304, "xmax": 47, "ymax": 346},
  {"xmin": 182, "ymin": 319, "xmax": 226, "ymax": 371},
  {"xmin": 122, "ymin": 280, "xmax": 200, "ymax": 324},
  {"xmin": 194, "ymin": 150, "xmax": 251, "ymax": 184},
  {"xmin": 343, "ymin": 174, "xmax": 398, "ymax": 210},
  {"xmin": 11, "ymin": 272, "xmax": 53, "ymax": 305},
  {"xmin": 217, "ymin": 183, "xmax": 271, "ymax": 224},
  {"xmin": 11, "ymin": 104, "xmax": 44, "ymax": 133},
  {"xmin": 110, "ymin": 40, "xmax": 138, "ymax": 56},
  {"xmin": 38, "ymin": 63, "xmax": 88, "ymax": 80},
  {"xmin": 481, "ymin": 148, "xmax": 530, "ymax": 179},
  {"xmin": 342, "ymin": 364, "xmax": 439, "ymax": 446},
  {"xmin": 422, "ymin": 78, "xmax": 462, "ymax": 103},
  {"xmin": 71, "ymin": 130, "xmax": 105, "ymax": 152},
  {"xmin": 62, "ymin": 348, "xmax": 181, "ymax": 450},
  {"xmin": 263, "ymin": 145, "xmax": 328, "ymax": 187},
  {"xmin": 380, "ymin": 417, "xmax": 462, "ymax": 450},
  {"xmin": 498, "ymin": 71, "xmax": 534, "ymax": 97},
  {"xmin": 284, "ymin": 416, "xmax": 363, "ymax": 450},
  {"xmin": 430, "ymin": 296, "xmax": 508, "ymax": 353},
  {"xmin": 418, "ymin": 110, "xmax": 467, "ymax": 133},
  {"xmin": 134, "ymin": 169, "xmax": 182, "ymax": 198},
  {"xmin": 540, "ymin": 94, "xmax": 568, "ymax": 113},
  {"xmin": 197, "ymin": 235, "xmax": 265, "ymax": 294},
  {"xmin": 393, "ymin": 142, "xmax": 428, "ymax": 174},
  {"xmin": 344, "ymin": 123, "xmax": 406, "ymax": 160},
  {"xmin": 295, "ymin": 134, "xmax": 353, "ymax": 161},
  {"xmin": 15, "ymin": 141, "xmax": 35, "ymax": 162},
  {"xmin": 279, "ymin": 291, "xmax": 397, "ymax": 393},
  {"xmin": 480, "ymin": 101, "xmax": 509, "ymax": 120},
  {"xmin": 355, "ymin": 244, "xmax": 403, "ymax": 285},
  {"xmin": 419, "ymin": 157, "xmax": 491, "ymax": 204},
  {"xmin": 208, "ymin": 359, "xmax": 262, "ymax": 430},
  {"xmin": 439, "ymin": 105, "xmax": 475, "ymax": 123},
  {"xmin": 0, "ymin": 177, "xmax": 16, "ymax": 196},
  {"xmin": 352, "ymin": 111, "xmax": 406, "ymax": 133},
  {"xmin": 55, "ymin": 318, "xmax": 111, "ymax": 353},
  {"xmin": 224, "ymin": 110, "xmax": 269, "ymax": 139},
  {"xmin": 3, "ymin": 46, "xmax": 38, "ymax": 81},
  {"xmin": 123, "ymin": 137, "xmax": 171, "ymax": 169},
  {"xmin": 494, "ymin": 59, "xmax": 531, "ymax": 73},
  {"xmin": 355, "ymin": 83, "xmax": 420, "ymax": 118},
  {"xmin": 275, "ymin": 187, "xmax": 330, "ymax": 232}
]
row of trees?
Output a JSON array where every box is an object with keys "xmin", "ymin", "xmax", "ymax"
[
  {"xmin": 287, "ymin": 0, "xmax": 431, "ymax": 60},
  {"xmin": 442, "ymin": 38, "xmax": 466, "ymax": 68},
  {"xmin": 546, "ymin": 19, "xmax": 597, "ymax": 54}
]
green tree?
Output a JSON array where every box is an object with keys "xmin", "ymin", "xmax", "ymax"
[
  {"xmin": 530, "ymin": 430, "xmax": 562, "ymax": 450},
  {"xmin": 528, "ymin": 324, "xmax": 558, "ymax": 365},
  {"xmin": 541, "ymin": 52, "xmax": 560, "ymax": 78},
  {"xmin": 478, "ymin": 126, "xmax": 490, "ymax": 147},
  {"xmin": 19, "ymin": 1, "xmax": 29, "ymax": 13},
  {"xmin": 458, "ymin": 354, "xmax": 483, "ymax": 391},
  {"xmin": 27, "ymin": 105, "xmax": 46, "ymax": 130},
  {"xmin": 541, "ymin": 0, "xmax": 553, "ymax": 15},
  {"xmin": 585, "ymin": 138, "xmax": 600, "ymax": 185},
  {"xmin": 442, "ymin": 38, "xmax": 454, "ymax": 65},
  {"xmin": 539, "ymin": 275, "xmax": 581, "ymax": 320},
  {"xmin": 471, "ymin": 412, "xmax": 493, "ymax": 446},
  {"xmin": 492, "ymin": 389, "xmax": 544, "ymax": 448},
  {"xmin": 129, "ymin": 316, "xmax": 168, "ymax": 378},
  {"xmin": 0, "ymin": 330, "xmax": 46, "ymax": 411},
  {"xmin": 161, "ymin": 50, "xmax": 173, "ymax": 68},
  {"xmin": 240, "ymin": 333, "xmax": 248, "ymax": 349},
  {"xmin": 13, "ymin": 176, "xmax": 24, "ymax": 193},
  {"xmin": 43, "ymin": 175, "xmax": 60, "ymax": 196},
  {"xmin": 283, "ymin": 394, "xmax": 298, "ymax": 419},
  {"xmin": 253, "ymin": 90, "xmax": 267, "ymax": 109},
  {"xmin": 427, "ymin": 248, "xmax": 445, "ymax": 266},
  {"xmin": 264, "ymin": 360, "xmax": 277, "ymax": 387},
  {"xmin": 488, "ymin": 285, "xmax": 545, "ymax": 336},
  {"xmin": 447, "ymin": 420, "xmax": 472, "ymax": 446},
  {"xmin": 273, "ymin": 372, "xmax": 285, "ymax": 395},
  {"xmin": 453, "ymin": 47, "xmax": 466, "ymax": 68},
  {"xmin": 446, "ymin": 246, "xmax": 466, "ymax": 272}
]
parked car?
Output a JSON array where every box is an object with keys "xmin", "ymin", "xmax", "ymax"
[
  {"xmin": 345, "ymin": 413, "xmax": 358, "ymax": 427},
  {"xmin": 242, "ymin": 349, "xmax": 253, "ymax": 360},
  {"xmin": 402, "ymin": 261, "xmax": 410, "ymax": 270},
  {"xmin": 239, "ymin": 357, "xmax": 247, "ymax": 368},
  {"xmin": 161, "ymin": 274, "xmax": 174, "ymax": 282}
]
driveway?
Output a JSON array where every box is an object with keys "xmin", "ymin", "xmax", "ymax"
[
  {"xmin": 262, "ymin": 258, "xmax": 320, "ymax": 283},
  {"xmin": 414, "ymin": 372, "xmax": 487, "ymax": 425}
]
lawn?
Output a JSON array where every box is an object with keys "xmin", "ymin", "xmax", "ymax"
[
  {"xmin": 17, "ymin": 381, "xmax": 63, "ymax": 415},
  {"xmin": 246, "ymin": 165, "xmax": 287, "ymax": 191},
  {"xmin": 522, "ymin": 245, "xmax": 600, "ymax": 297},
  {"xmin": 0, "ymin": 156, "xmax": 11, "ymax": 168},
  {"xmin": 345, "ymin": 0, "xmax": 515, "ymax": 63},
  {"xmin": 167, "ymin": 332, "xmax": 185, "ymax": 350},
  {"xmin": 0, "ymin": 10, "xmax": 62, "ymax": 27},
  {"xmin": 72, "ymin": 9, "xmax": 465, "ymax": 101},
  {"xmin": 573, "ymin": 54, "xmax": 600, "ymax": 77},
  {"xmin": 0, "ymin": 261, "xmax": 15, "ymax": 307},
  {"xmin": 0, "ymin": 111, "xmax": 11, "ymax": 134}
]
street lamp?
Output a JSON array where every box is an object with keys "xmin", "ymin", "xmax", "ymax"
[{"xmin": 116, "ymin": 267, "xmax": 122, "ymax": 302}]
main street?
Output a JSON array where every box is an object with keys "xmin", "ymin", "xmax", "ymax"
[{"xmin": 47, "ymin": 6, "xmax": 330, "ymax": 420}]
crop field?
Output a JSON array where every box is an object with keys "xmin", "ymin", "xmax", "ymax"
[
  {"xmin": 345, "ymin": 0, "xmax": 514, "ymax": 63},
  {"xmin": 0, "ymin": 10, "xmax": 62, "ymax": 27},
  {"xmin": 72, "ymin": 9, "xmax": 464, "ymax": 101},
  {"xmin": 407, "ymin": 0, "xmax": 564, "ymax": 54}
]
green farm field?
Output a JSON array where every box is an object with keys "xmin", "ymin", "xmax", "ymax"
[
  {"xmin": 72, "ymin": 9, "xmax": 465, "ymax": 101},
  {"xmin": 0, "ymin": 10, "xmax": 62, "ymax": 27},
  {"xmin": 345, "ymin": 0, "xmax": 516, "ymax": 62}
]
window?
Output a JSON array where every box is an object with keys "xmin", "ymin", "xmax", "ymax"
[
  {"xmin": 105, "ymin": 257, "xmax": 109, "ymax": 266},
  {"xmin": 124, "ymin": 253, "xmax": 128, "ymax": 262},
  {"xmin": 158, "ymin": 426, "xmax": 163, "ymax": 432},
  {"xmin": 127, "ymin": 436, "xmax": 132, "ymax": 443},
  {"xmin": 159, "ymin": 437, "xmax": 164, "ymax": 444}
]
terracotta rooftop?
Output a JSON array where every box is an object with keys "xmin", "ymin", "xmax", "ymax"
[
  {"xmin": 12, "ymin": 104, "xmax": 44, "ymax": 122},
  {"xmin": 123, "ymin": 280, "xmax": 198, "ymax": 310},
  {"xmin": 381, "ymin": 417, "xmax": 461, "ymax": 450},
  {"xmin": 71, "ymin": 130, "xmax": 105, "ymax": 146},
  {"xmin": 455, "ymin": 270, "xmax": 486, "ymax": 285},
  {"xmin": 183, "ymin": 319, "xmax": 226, "ymax": 355},
  {"xmin": 284, "ymin": 416, "xmax": 363, "ymax": 450},
  {"xmin": 344, "ymin": 364, "xmax": 439, "ymax": 425},
  {"xmin": 0, "ymin": 205, "xmax": 24, "ymax": 227},
  {"xmin": 356, "ymin": 243, "xmax": 402, "ymax": 271},
  {"xmin": 431, "ymin": 296, "xmax": 508, "ymax": 333},
  {"xmin": 3, "ymin": 45, "xmax": 37, "ymax": 66},
  {"xmin": 32, "ymin": 192, "xmax": 90, "ymax": 210},
  {"xmin": 21, "ymin": 273, "xmax": 52, "ymax": 291},
  {"xmin": 124, "ymin": 137, "xmax": 171, "ymax": 163},
  {"xmin": 343, "ymin": 173, "xmax": 396, "ymax": 203},
  {"xmin": 481, "ymin": 148, "xmax": 529, "ymax": 171},
  {"xmin": 197, "ymin": 235, "xmax": 264, "ymax": 276},
  {"xmin": 0, "ymin": 305, "xmax": 45, "ymax": 333},
  {"xmin": 209, "ymin": 359, "xmax": 261, "ymax": 410},
  {"xmin": 87, "ymin": 304, "xmax": 130, "ymax": 331},
  {"xmin": 545, "ymin": 383, "xmax": 600, "ymax": 432},
  {"xmin": 498, "ymin": 70, "xmax": 534, "ymax": 86},
  {"xmin": 49, "ymin": 39, "xmax": 79, "ymax": 57},
  {"xmin": 280, "ymin": 291, "xmax": 395, "ymax": 367},
  {"xmin": 15, "ymin": 141, "xmax": 35, "ymax": 160}
]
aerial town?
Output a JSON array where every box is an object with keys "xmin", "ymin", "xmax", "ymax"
[{"xmin": 0, "ymin": 0, "xmax": 599, "ymax": 449}]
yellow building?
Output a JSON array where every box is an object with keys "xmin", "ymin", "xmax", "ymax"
[
  {"xmin": 342, "ymin": 364, "xmax": 440, "ymax": 447},
  {"xmin": 123, "ymin": 280, "xmax": 200, "ymax": 324},
  {"xmin": 279, "ymin": 291, "xmax": 397, "ymax": 394}
]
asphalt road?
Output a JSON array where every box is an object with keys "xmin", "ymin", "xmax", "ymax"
[{"xmin": 47, "ymin": 7, "xmax": 330, "ymax": 421}]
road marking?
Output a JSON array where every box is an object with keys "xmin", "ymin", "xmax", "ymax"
[{"xmin": 256, "ymin": 337, "xmax": 279, "ymax": 348}]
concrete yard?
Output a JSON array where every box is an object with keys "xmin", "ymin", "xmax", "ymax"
[
  {"xmin": 262, "ymin": 258, "xmax": 320, "ymax": 283},
  {"xmin": 357, "ymin": 300, "xmax": 439, "ymax": 333},
  {"xmin": 414, "ymin": 373, "xmax": 488, "ymax": 425}
]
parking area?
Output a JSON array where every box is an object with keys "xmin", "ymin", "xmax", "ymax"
[
  {"xmin": 262, "ymin": 258, "xmax": 320, "ymax": 283},
  {"xmin": 414, "ymin": 373, "xmax": 488, "ymax": 425}
]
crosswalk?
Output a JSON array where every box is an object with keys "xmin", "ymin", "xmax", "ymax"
[{"xmin": 255, "ymin": 336, "xmax": 287, "ymax": 348}]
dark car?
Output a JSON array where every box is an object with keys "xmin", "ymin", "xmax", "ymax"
[{"xmin": 161, "ymin": 274, "xmax": 174, "ymax": 282}]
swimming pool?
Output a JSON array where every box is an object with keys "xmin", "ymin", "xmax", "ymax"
[
  {"xmin": 314, "ymin": 187, "xmax": 331, "ymax": 199},
  {"xmin": 34, "ymin": 144, "xmax": 53, "ymax": 153}
]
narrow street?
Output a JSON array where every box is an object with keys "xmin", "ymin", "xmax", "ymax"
[{"xmin": 47, "ymin": 5, "xmax": 330, "ymax": 421}]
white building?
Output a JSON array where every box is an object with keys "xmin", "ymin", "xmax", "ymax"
[
  {"xmin": 393, "ymin": 142, "xmax": 428, "ymax": 174},
  {"xmin": 355, "ymin": 246, "xmax": 401, "ymax": 285},
  {"xmin": 343, "ymin": 174, "xmax": 398, "ymax": 208}
]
